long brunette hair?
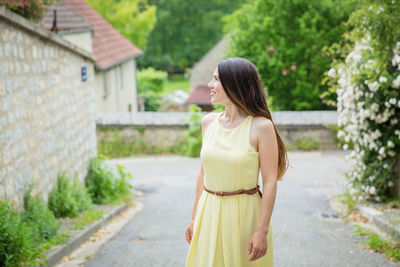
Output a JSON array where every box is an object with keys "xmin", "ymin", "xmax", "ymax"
[{"xmin": 217, "ymin": 57, "xmax": 289, "ymax": 180}]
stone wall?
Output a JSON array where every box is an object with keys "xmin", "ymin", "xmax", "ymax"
[
  {"xmin": 0, "ymin": 7, "xmax": 97, "ymax": 206},
  {"xmin": 96, "ymin": 111, "xmax": 339, "ymax": 150}
]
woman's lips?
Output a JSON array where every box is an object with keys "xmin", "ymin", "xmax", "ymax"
[{"xmin": 210, "ymin": 91, "xmax": 216, "ymax": 97}]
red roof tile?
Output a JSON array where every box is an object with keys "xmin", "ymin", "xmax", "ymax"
[
  {"xmin": 64, "ymin": 0, "xmax": 142, "ymax": 69},
  {"xmin": 185, "ymin": 85, "xmax": 211, "ymax": 105},
  {"xmin": 40, "ymin": 2, "xmax": 92, "ymax": 33}
]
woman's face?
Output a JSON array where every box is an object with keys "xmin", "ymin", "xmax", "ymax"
[{"xmin": 208, "ymin": 68, "xmax": 229, "ymax": 105}]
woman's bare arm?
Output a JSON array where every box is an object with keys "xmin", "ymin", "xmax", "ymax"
[
  {"xmin": 255, "ymin": 117, "xmax": 278, "ymax": 234},
  {"xmin": 190, "ymin": 164, "xmax": 204, "ymax": 222},
  {"xmin": 189, "ymin": 112, "xmax": 217, "ymax": 222}
]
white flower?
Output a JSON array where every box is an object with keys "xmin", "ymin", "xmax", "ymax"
[
  {"xmin": 392, "ymin": 55, "xmax": 400, "ymax": 67},
  {"xmin": 328, "ymin": 68, "xmax": 336, "ymax": 78},
  {"xmin": 391, "ymin": 75, "xmax": 400, "ymax": 88},
  {"xmin": 389, "ymin": 98, "xmax": 397, "ymax": 105},
  {"xmin": 368, "ymin": 81, "xmax": 379, "ymax": 92},
  {"xmin": 379, "ymin": 76, "xmax": 387, "ymax": 83},
  {"xmin": 378, "ymin": 147, "xmax": 385, "ymax": 155},
  {"xmin": 383, "ymin": 163, "xmax": 389, "ymax": 169},
  {"xmin": 375, "ymin": 196, "xmax": 381, "ymax": 202},
  {"xmin": 388, "ymin": 140, "xmax": 395, "ymax": 148},
  {"xmin": 388, "ymin": 181, "xmax": 394, "ymax": 187},
  {"xmin": 369, "ymin": 186, "xmax": 376, "ymax": 195},
  {"xmin": 350, "ymin": 188, "xmax": 357, "ymax": 195},
  {"xmin": 343, "ymin": 144, "xmax": 349, "ymax": 150}
]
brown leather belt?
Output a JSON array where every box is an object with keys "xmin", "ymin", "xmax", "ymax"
[{"xmin": 204, "ymin": 185, "xmax": 263, "ymax": 198}]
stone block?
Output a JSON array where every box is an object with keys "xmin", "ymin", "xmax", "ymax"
[
  {"xmin": 23, "ymin": 63, "xmax": 29, "ymax": 73},
  {"xmin": 18, "ymin": 46, "xmax": 24, "ymax": 59},
  {"xmin": 32, "ymin": 45, "xmax": 37, "ymax": 58},
  {"xmin": 4, "ymin": 43, "xmax": 11, "ymax": 57},
  {"xmin": 12, "ymin": 46, "xmax": 17, "ymax": 57},
  {"xmin": 0, "ymin": 81, "xmax": 5, "ymax": 96},
  {"xmin": 0, "ymin": 63, "xmax": 8, "ymax": 75},
  {"xmin": 0, "ymin": 169, "xmax": 6, "ymax": 183},
  {"xmin": 2, "ymin": 28, "xmax": 10, "ymax": 42},
  {"xmin": 0, "ymin": 185, "xmax": 4, "ymax": 199}
]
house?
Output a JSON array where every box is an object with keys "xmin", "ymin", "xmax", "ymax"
[
  {"xmin": 188, "ymin": 37, "xmax": 228, "ymax": 92},
  {"xmin": 41, "ymin": 0, "xmax": 142, "ymax": 113},
  {"xmin": 186, "ymin": 37, "xmax": 228, "ymax": 111},
  {"xmin": 185, "ymin": 85, "xmax": 212, "ymax": 111}
]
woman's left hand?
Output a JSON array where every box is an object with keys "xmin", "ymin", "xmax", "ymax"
[{"xmin": 248, "ymin": 229, "xmax": 268, "ymax": 261}]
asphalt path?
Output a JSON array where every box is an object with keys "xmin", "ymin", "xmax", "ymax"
[{"xmin": 84, "ymin": 151, "xmax": 399, "ymax": 267}]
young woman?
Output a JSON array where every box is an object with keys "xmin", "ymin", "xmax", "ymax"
[{"xmin": 185, "ymin": 57, "xmax": 289, "ymax": 267}]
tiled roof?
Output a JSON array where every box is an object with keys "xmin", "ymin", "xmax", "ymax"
[
  {"xmin": 40, "ymin": 2, "xmax": 92, "ymax": 33},
  {"xmin": 185, "ymin": 85, "xmax": 211, "ymax": 105},
  {"xmin": 63, "ymin": 0, "xmax": 142, "ymax": 70}
]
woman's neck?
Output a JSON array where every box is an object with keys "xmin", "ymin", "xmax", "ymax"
[{"xmin": 222, "ymin": 104, "xmax": 247, "ymax": 123}]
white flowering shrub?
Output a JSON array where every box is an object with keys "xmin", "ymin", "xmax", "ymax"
[{"xmin": 330, "ymin": 1, "xmax": 400, "ymax": 202}]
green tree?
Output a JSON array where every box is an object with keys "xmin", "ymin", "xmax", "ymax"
[
  {"xmin": 86, "ymin": 0, "xmax": 156, "ymax": 50},
  {"xmin": 223, "ymin": 0, "xmax": 358, "ymax": 111},
  {"xmin": 139, "ymin": 0, "xmax": 244, "ymax": 72}
]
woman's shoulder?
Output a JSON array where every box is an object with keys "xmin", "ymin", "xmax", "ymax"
[
  {"xmin": 251, "ymin": 116, "xmax": 274, "ymax": 136},
  {"xmin": 201, "ymin": 112, "xmax": 219, "ymax": 127}
]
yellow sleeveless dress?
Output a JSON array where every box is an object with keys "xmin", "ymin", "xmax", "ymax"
[{"xmin": 185, "ymin": 111, "xmax": 273, "ymax": 267}]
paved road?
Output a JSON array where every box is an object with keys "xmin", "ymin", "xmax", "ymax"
[{"xmin": 84, "ymin": 151, "xmax": 399, "ymax": 267}]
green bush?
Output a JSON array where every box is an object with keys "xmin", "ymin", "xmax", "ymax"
[
  {"xmin": 295, "ymin": 137, "xmax": 320, "ymax": 151},
  {"xmin": 23, "ymin": 185, "xmax": 60, "ymax": 243},
  {"xmin": 137, "ymin": 67, "xmax": 168, "ymax": 111},
  {"xmin": 137, "ymin": 67, "xmax": 168, "ymax": 94},
  {"xmin": 140, "ymin": 90, "xmax": 161, "ymax": 111},
  {"xmin": 48, "ymin": 172, "xmax": 92, "ymax": 218},
  {"xmin": 85, "ymin": 156, "xmax": 133, "ymax": 204},
  {"xmin": 0, "ymin": 201, "xmax": 44, "ymax": 267},
  {"xmin": 179, "ymin": 105, "xmax": 203, "ymax": 157}
]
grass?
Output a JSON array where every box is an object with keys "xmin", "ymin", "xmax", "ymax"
[
  {"xmin": 39, "ymin": 231, "xmax": 71, "ymax": 252},
  {"xmin": 294, "ymin": 137, "xmax": 320, "ymax": 151},
  {"xmin": 97, "ymin": 137, "xmax": 181, "ymax": 158},
  {"xmin": 72, "ymin": 209, "xmax": 104, "ymax": 230},
  {"xmin": 97, "ymin": 128, "xmax": 183, "ymax": 158},
  {"xmin": 352, "ymin": 225, "xmax": 400, "ymax": 263},
  {"xmin": 334, "ymin": 191, "xmax": 400, "ymax": 263},
  {"xmin": 335, "ymin": 191, "xmax": 359, "ymax": 214},
  {"xmin": 163, "ymin": 75, "xmax": 190, "ymax": 96}
]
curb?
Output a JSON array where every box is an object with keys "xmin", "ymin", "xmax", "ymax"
[
  {"xmin": 356, "ymin": 205, "xmax": 400, "ymax": 243},
  {"xmin": 36, "ymin": 190, "xmax": 144, "ymax": 267},
  {"xmin": 42, "ymin": 204, "xmax": 129, "ymax": 267}
]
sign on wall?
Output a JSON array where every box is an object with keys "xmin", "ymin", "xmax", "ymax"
[{"xmin": 81, "ymin": 66, "xmax": 87, "ymax": 82}]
